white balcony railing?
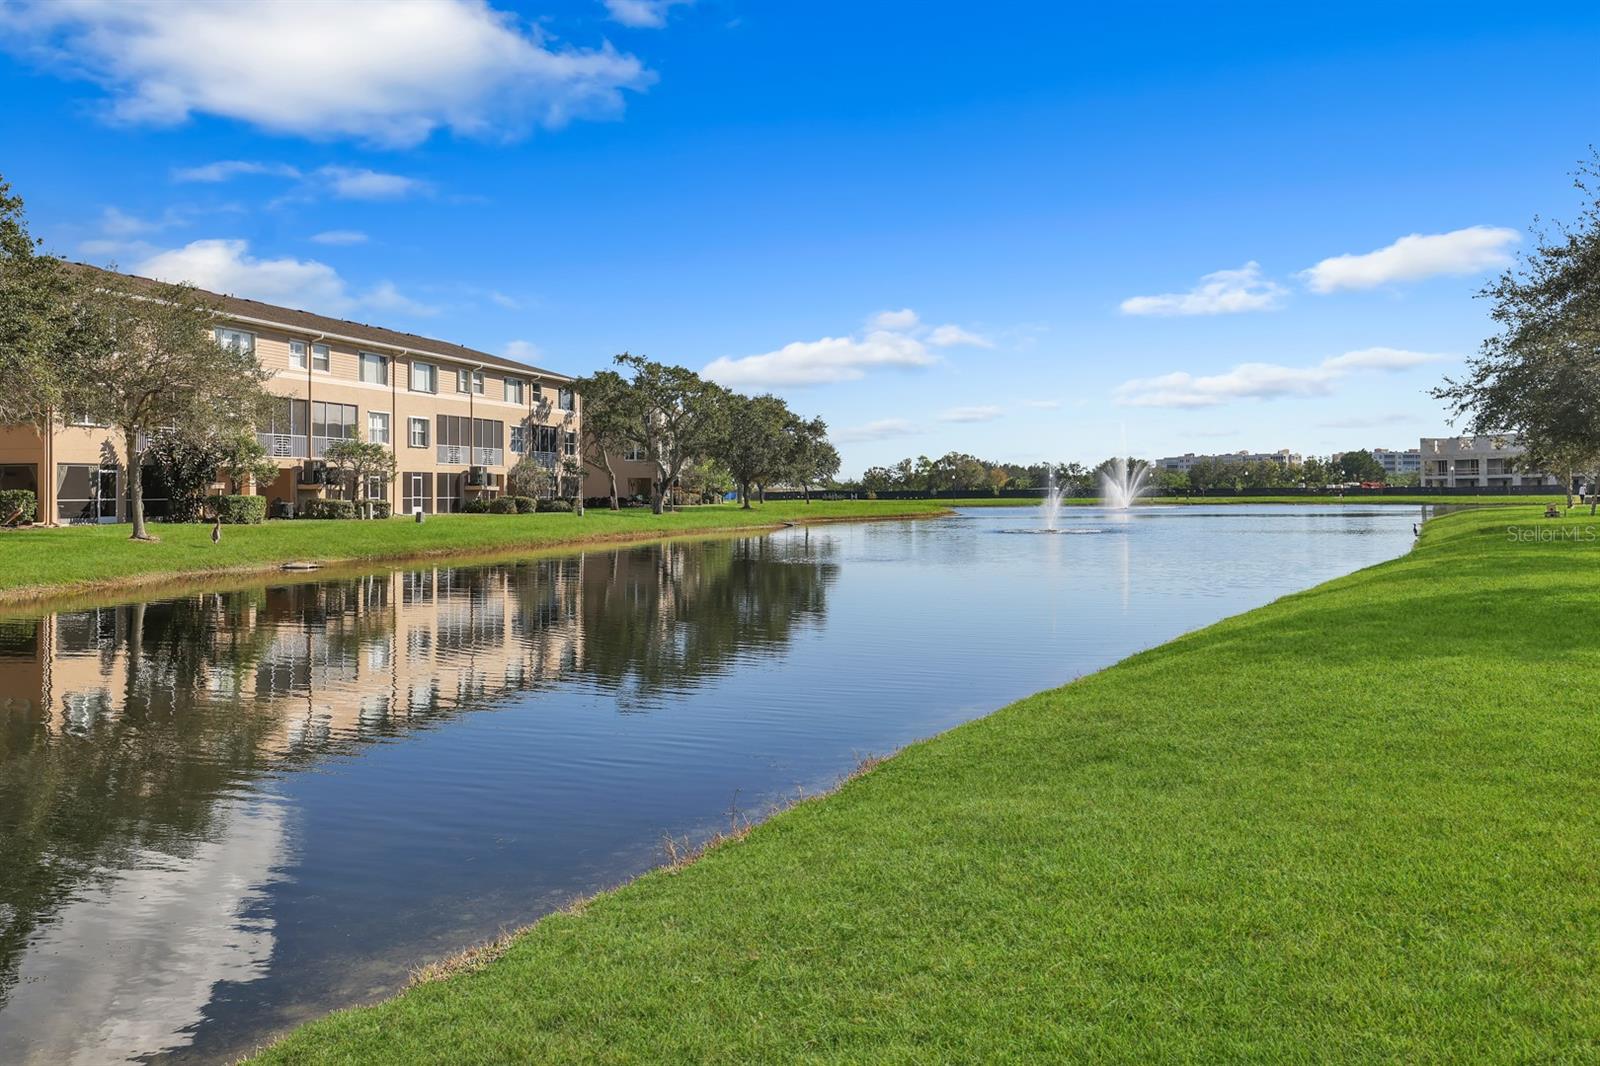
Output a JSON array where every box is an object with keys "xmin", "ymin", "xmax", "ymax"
[
  {"xmin": 312, "ymin": 434, "xmax": 356, "ymax": 458},
  {"xmin": 257, "ymin": 432, "xmax": 299, "ymax": 458},
  {"xmin": 438, "ymin": 445, "xmax": 469, "ymax": 465},
  {"xmin": 474, "ymin": 447, "xmax": 504, "ymax": 467}
]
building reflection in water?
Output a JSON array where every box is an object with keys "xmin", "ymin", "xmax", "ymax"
[{"xmin": 0, "ymin": 535, "xmax": 835, "ymax": 1064}]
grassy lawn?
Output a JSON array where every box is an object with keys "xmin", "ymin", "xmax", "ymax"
[
  {"xmin": 251, "ymin": 505, "xmax": 1600, "ymax": 1063},
  {"xmin": 0, "ymin": 500, "xmax": 949, "ymax": 603}
]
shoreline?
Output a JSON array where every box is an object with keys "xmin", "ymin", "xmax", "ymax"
[
  {"xmin": 249, "ymin": 504, "xmax": 1600, "ymax": 1062},
  {"xmin": 0, "ymin": 503, "xmax": 954, "ymax": 610}
]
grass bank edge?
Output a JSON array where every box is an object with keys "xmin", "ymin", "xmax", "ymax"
[{"xmin": 0, "ymin": 500, "xmax": 953, "ymax": 607}]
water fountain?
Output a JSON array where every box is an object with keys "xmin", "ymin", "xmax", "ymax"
[
  {"xmin": 1100, "ymin": 456, "xmax": 1151, "ymax": 510},
  {"xmin": 1042, "ymin": 471, "xmax": 1064, "ymax": 531}
]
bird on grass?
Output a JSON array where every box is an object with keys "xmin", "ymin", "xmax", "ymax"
[{"xmin": 211, "ymin": 517, "xmax": 222, "ymax": 544}]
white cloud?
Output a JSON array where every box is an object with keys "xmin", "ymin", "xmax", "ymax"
[
  {"xmin": 98, "ymin": 206, "xmax": 163, "ymax": 237},
  {"xmin": 603, "ymin": 0, "xmax": 693, "ymax": 28},
  {"xmin": 835, "ymin": 418, "xmax": 921, "ymax": 444},
  {"xmin": 133, "ymin": 238, "xmax": 434, "ymax": 318},
  {"xmin": 1114, "ymin": 348, "xmax": 1450, "ymax": 408},
  {"xmin": 1301, "ymin": 226, "xmax": 1519, "ymax": 293},
  {"xmin": 314, "ymin": 166, "xmax": 428, "ymax": 200},
  {"xmin": 363, "ymin": 280, "xmax": 440, "ymax": 317},
  {"xmin": 927, "ymin": 323, "xmax": 993, "ymax": 348},
  {"xmin": 1119, "ymin": 261, "xmax": 1287, "ymax": 317},
  {"xmin": 489, "ymin": 290, "xmax": 521, "ymax": 310},
  {"xmin": 2, "ymin": 0, "xmax": 653, "ymax": 147},
  {"xmin": 172, "ymin": 160, "xmax": 301, "ymax": 183},
  {"xmin": 504, "ymin": 339, "xmax": 543, "ymax": 361},
  {"xmin": 705, "ymin": 330, "xmax": 935, "ymax": 387},
  {"xmin": 871, "ymin": 308, "xmax": 920, "ymax": 330},
  {"xmin": 309, "ymin": 229, "xmax": 369, "ymax": 246},
  {"xmin": 1020, "ymin": 399, "xmax": 1061, "ymax": 409},
  {"xmin": 938, "ymin": 405, "xmax": 1004, "ymax": 423},
  {"xmin": 1315, "ymin": 413, "xmax": 1413, "ymax": 429},
  {"xmin": 704, "ymin": 308, "xmax": 992, "ymax": 388}
]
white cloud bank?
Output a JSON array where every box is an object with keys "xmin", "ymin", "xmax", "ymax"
[
  {"xmin": 175, "ymin": 162, "xmax": 430, "ymax": 200},
  {"xmin": 703, "ymin": 309, "xmax": 989, "ymax": 388},
  {"xmin": 1120, "ymin": 261, "xmax": 1286, "ymax": 316},
  {"xmin": 834, "ymin": 418, "xmax": 921, "ymax": 444},
  {"xmin": 1113, "ymin": 347, "xmax": 1448, "ymax": 408},
  {"xmin": 938, "ymin": 405, "xmax": 1004, "ymax": 423},
  {"xmin": 1301, "ymin": 226, "xmax": 1519, "ymax": 292},
  {"xmin": 603, "ymin": 0, "xmax": 694, "ymax": 28},
  {"xmin": 1, "ymin": 0, "xmax": 652, "ymax": 146},
  {"xmin": 135, "ymin": 238, "xmax": 436, "ymax": 316}
]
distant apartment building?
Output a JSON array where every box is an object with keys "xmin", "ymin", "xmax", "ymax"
[
  {"xmin": 582, "ymin": 441, "xmax": 658, "ymax": 503},
  {"xmin": 1155, "ymin": 449, "xmax": 1302, "ymax": 472},
  {"xmin": 1418, "ymin": 435, "xmax": 1558, "ymax": 489},
  {"xmin": 1370, "ymin": 448, "xmax": 1421, "ymax": 476},
  {"xmin": 0, "ymin": 266, "xmax": 579, "ymax": 524}
]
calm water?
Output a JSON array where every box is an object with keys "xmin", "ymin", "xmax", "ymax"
[{"xmin": 0, "ymin": 505, "xmax": 1421, "ymax": 1064}]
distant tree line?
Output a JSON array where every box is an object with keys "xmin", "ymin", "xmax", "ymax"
[{"xmin": 845, "ymin": 448, "xmax": 1412, "ymax": 496}]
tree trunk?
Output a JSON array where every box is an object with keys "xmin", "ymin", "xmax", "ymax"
[
  {"xmin": 740, "ymin": 481, "xmax": 751, "ymax": 509},
  {"xmin": 125, "ymin": 430, "xmax": 152, "ymax": 540},
  {"xmin": 758, "ymin": 483, "xmax": 767, "ymax": 504},
  {"xmin": 607, "ymin": 470, "xmax": 619, "ymax": 510},
  {"xmin": 803, "ymin": 481, "xmax": 811, "ymax": 505}
]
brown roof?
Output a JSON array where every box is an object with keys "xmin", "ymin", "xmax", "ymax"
[{"xmin": 69, "ymin": 262, "xmax": 572, "ymax": 382}]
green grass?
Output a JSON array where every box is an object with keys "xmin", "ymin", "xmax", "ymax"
[
  {"xmin": 251, "ymin": 505, "xmax": 1600, "ymax": 1063},
  {"xmin": 939, "ymin": 493, "xmax": 1567, "ymax": 506},
  {"xmin": 0, "ymin": 500, "xmax": 949, "ymax": 602}
]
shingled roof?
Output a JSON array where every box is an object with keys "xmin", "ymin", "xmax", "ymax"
[{"xmin": 70, "ymin": 262, "xmax": 572, "ymax": 382}]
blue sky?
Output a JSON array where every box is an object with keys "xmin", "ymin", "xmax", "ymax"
[{"xmin": 2, "ymin": 1, "xmax": 1597, "ymax": 474}]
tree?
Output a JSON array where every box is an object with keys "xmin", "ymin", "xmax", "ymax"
[
  {"xmin": 142, "ymin": 432, "xmax": 225, "ymax": 523},
  {"xmin": 69, "ymin": 273, "xmax": 273, "ymax": 539},
  {"xmin": 322, "ymin": 439, "xmax": 397, "ymax": 518},
  {"xmin": 571, "ymin": 368, "xmax": 633, "ymax": 510},
  {"xmin": 1434, "ymin": 154, "xmax": 1600, "ymax": 507},
  {"xmin": 0, "ymin": 173, "xmax": 79, "ymax": 428},
  {"xmin": 614, "ymin": 353, "xmax": 729, "ymax": 514},
  {"xmin": 507, "ymin": 453, "xmax": 554, "ymax": 499},
  {"xmin": 787, "ymin": 415, "xmax": 839, "ymax": 504},
  {"xmin": 216, "ymin": 430, "xmax": 279, "ymax": 494},
  {"xmin": 559, "ymin": 456, "xmax": 586, "ymax": 515},
  {"xmin": 1335, "ymin": 449, "xmax": 1386, "ymax": 483},
  {"xmin": 717, "ymin": 392, "xmax": 792, "ymax": 508}
]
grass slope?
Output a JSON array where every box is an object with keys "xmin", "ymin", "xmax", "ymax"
[
  {"xmin": 0, "ymin": 501, "xmax": 948, "ymax": 603},
  {"xmin": 253, "ymin": 506, "xmax": 1600, "ymax": 1063}
]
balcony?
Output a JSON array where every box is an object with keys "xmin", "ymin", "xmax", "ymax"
[
  {"xmin": 257, "ymin": 432, "xmax": 300, "ymax": 458},
  {"xmin": 437, "ymin": 445, "xmax": 469, "ymax": 465},
  {"xmin": 312, "ymin": 435, "xmax": 356, "ymax": 458},
  {"xmin": 474, "ymin": 447, "xmax": 504, "ymax": 467},
  {"xmin": 438, "ymin": 445, "xmax": 505, "ymax": 466}
]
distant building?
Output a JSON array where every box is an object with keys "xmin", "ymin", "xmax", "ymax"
[
  {"xmin": 1155, "ymin": 449, "xmax": 1302, "ymax": 472},
  {"xmin": 1418, "ymin": 435, "xmax": 1558, "ymax": 488},
  {"xmin": 1371, "ymin": 448, "xmax": 1421, "ymax": 476}
]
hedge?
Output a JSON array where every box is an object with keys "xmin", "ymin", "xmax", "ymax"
[
  {"xmin": 540, "ymin": 499, "xmax": 574, "ymax": 513},
  {"xmin": 206, "ymin": 494, "xmax": 267, "ymax": 525},
  {"xmin": 0, "ymin": 489, "xmax": 37, "ymax": 526},
  {"xmin": 488, "ymin": 496, "xmax": 519, "ymax": 514},
  {"xmin": 300, "ymin": 498, "xmax": 358, "ymax": 520},
  {"xmin": 462, "ymin": 498, "xmax": 490, "ymax": 514},
  {"xmin": 511, "ymin": 495, "xmax": 537, "ymax": 514}
]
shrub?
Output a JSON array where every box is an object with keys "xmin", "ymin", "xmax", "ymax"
[
  {"xmin": 488, "ymin": 496, "xmax": 519, "ymax": 514},
  {"xmin": 462, "ymin": 498, "xmax": 490, "ymax": 514},
  {"xmin": 865, "ymin": 490, "xmax": 878, "ymax": 500},
  {"xmin": 511, "ymin": 495, "xmax": 537, "ymax": 514},
  {"xmin": 206, "ymin": 494, "xmax": 267, "ymax": 524},
  {"xmin": 300, "ymin": 498, "xmax": 357, "ymax": 520},
  {"xmin": 0, "ymin": 489, "xmax": 37, "ymax": 525},
  {"xmin": 369, "ymin": 500, "xmax": 393, "ymax": 520},
  {"xmin": 540, "ymin": 498, "xmax": 573, "ymax": 514}
]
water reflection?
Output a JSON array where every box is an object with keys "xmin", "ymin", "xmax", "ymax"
[
  {"xmin": 0, "ymin": 537, "xmax": 833, "ymax": 1064},
  {"xmin": 0, "ymin": 509, "xmax": 1416, "ymax": 1064}
]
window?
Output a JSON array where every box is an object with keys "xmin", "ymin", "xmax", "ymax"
[
  {"xmin": 364, "ymin": 474, "xmax": 387, "ymax": 501},
  {"xmin": 533, "ymin": 383, "xmax": 544, "ymax": 405},
  {"xmin": 407, "ymin": 417, "xmax": 429, "ymax": 448},
  {"xmin": 558, "ymin": 387, "xmax": 574, "ymax": 411},
  {"xmin": 312, "ymin": 343, "xmax": 331, "ymax": 372},
  {"xmin": 457, "ymin": 368, "xmax": 484, "ymax": 394},
  {"xmin": 368, "ymin": 411, "xmax": 390, "ymax": 444},
  {"xmin": 505, "ymin": 378, "xmax": 525, "ymax": 404},
  {"xmin": 411, "ymin": 361, "xmax": 437, "ymax": 393},
  {"xmin": 311, "ymin": 402, "xmax": 358, "ymax": 453},
  {"xmin": 533, "ymin": 425, "xmax": 560, "ymax": 454},
  {"xmin": 66, "ymin": 412, "xmax": 108, "ymax": 428},
  {"xmin": 510, "ymin": 425, "xmax": 526, "ymax": 454},
  {"xmin": 216, "ymin": 327, "xmax": 255, "ymax": 354},
  {"xmin": 359, "ymin": 352, "xmax": 388, "ymax": 385},
  {"xmin": 564, "ymin": 431, "xmax": 577, "ymax": 457},
  {"xmin": 289, "ymin": 340, "xmax": 307, "ymax": 370},
  {"xmin": 402, "ymin": 472, "xmax": 432, "ymax": 514}
]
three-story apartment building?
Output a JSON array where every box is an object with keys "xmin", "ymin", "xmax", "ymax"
[{"xmin": 0, "ymin": 267, "xmax": 580, "ymax": 523}]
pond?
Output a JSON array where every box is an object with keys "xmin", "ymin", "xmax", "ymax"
[{"xmin": 0, "ymin": 505, "xmax": 1422, "ymax": 1063}]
